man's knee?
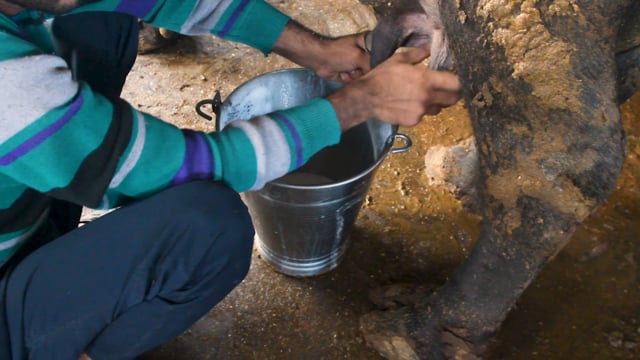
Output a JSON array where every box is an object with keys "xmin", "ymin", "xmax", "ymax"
[
  {"xmin": 52, "ymin": 12, "xmax": 139, "ymax": 101},
  {"xmin": 162, "ymin": 181, "xmax": 253, "ymax": 233},
  {"xmin": 158, "ymin": 181, "xmax": 255, "ymax": 284}
]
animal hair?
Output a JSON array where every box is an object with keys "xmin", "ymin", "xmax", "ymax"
[{"xmin": 419, "ymin": 0, "xmax": 453, "ymax": 70}]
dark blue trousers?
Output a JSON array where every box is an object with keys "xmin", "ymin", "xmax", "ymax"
[
  {"xmin": 1, "ymin": 182, "xmax": 254, "ymax": 359},
  {"xmin": 1, "ymin": 11, "xmax": 255, "ymax": 360},
  {"xmin": 51, "ymin": 11, "xmax": 140, "ymax": 103}
]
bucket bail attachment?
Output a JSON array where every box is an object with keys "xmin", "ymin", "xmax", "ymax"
[
  {"xmin": 390, "ymin": 133, "xmax": 412, "ymax": 154},
  {"xmin": 195, "ymin": 90, "xmax": 222, "ymax": 125}
]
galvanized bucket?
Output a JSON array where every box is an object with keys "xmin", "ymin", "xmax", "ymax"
[{"xmin": 197, "ymin": 68, "xmax": 411, "ymax": 277}]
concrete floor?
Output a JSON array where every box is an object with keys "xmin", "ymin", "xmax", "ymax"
[{"xmin": 100, "ymin": 1, "xmax": 640, "ymax": 358}]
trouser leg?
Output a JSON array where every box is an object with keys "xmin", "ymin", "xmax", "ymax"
[
  {"xmin": 51, "ymin": 11, "xmax": 139, "ymax": 102},
  {"xmin": 3, "ymin": 181, "xmax": 254, "ymax": 360},
  {"xmin": 0, "ymin": 10, "xmax": 140, "ymax": 360}
]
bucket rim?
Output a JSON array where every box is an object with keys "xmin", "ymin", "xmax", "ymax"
[
  {"xmin": 264, "ymin": 133, "xmax": 396, "ymax": 191},
  {"xmin": 217, "ymin": 67, "xmax": 342, "ymax": 131},
  {"xmin": 214, "ymin": 67, "xmax": 405, "ymax": 192}
]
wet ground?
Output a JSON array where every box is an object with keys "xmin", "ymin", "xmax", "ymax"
[{"xmin": 101, "ymin": 0, "xmax": 640, "ymax": 358}]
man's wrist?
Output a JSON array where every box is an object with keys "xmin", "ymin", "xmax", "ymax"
[
  {"xmin": 326, "ymin": 84, "xmax": 372, "ymax": 132},
  {"xmin": 272, "ymin": 20, "xmax": 327, "ymax": 69}
]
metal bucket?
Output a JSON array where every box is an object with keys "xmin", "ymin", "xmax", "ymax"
[{"xmin": 197, "ymin": 68, "xmax": 411, "ymax": 277}]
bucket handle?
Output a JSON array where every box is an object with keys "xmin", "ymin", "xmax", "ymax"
[
  {"xmin": 195, "ymin": 91, "xmax": 222, "ymax": 123},
  {"xmin": 389, "ymin": 133, "xmax": 412, "ymax": 154}
]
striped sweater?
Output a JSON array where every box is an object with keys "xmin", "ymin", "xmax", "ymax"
[{"xmin": 0, "ymin": 0, "xmax": 342, "ymax": 266}]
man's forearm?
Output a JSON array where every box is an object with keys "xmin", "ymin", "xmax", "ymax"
[{"xmin": 271, "ymin": 20, "xmax": 328, "ymax": 69}]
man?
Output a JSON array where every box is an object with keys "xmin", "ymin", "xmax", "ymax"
[{"xmin": 0, "ymin": 0, "xmax": 461, "ymax": 358}]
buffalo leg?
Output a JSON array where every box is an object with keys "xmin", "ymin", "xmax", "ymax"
[{"xmin": 361, "ymin": 1, "xmax": 633, "ymax": 358}]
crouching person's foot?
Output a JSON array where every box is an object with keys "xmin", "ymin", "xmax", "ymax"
[{"xmin": 138, "ymin": 21, "xmax": 179, "ymax": 54}]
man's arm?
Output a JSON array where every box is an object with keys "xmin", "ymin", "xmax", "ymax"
[
  {"xmin": 327, "ymin": 48, "xmax": 461, "ymax": 131},
  {"xmin": 71, "ymin": 0, "xmax": 369, "ymax": 81},
  {"xmin": 271, "ymin": 20, "xmax": 370, "ymax": 82},
  {"xmin": 71, "ymin": 0, "xmax": 291, "ymax": 54},
  {"xmin": 0, "ymin": 0, "xmax": 460, "ymax": 209}
]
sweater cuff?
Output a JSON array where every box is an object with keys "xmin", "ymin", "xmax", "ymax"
[
  {"xmin": 275, "ymin": 98, "xmax": 341, "ymax": 166},
  {"xmin": 212, "ymin": 0, "xmax": 290, "ymax": 55}
]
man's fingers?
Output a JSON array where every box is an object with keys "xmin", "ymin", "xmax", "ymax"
[
  {"xmin": 392, "ymin": 47, "xmax": 430, "ymax": 65},
  {"xmin": 424, "ymin": 105, "xmax": 443, "ymax": 116},
  {"xmin": 425, "ymin": 69, "xmax": 461, "ymax": 92},
  {"xmin": 419, "ymin": 71, "xmax": 461, "ymax": 115},
  {"xmin": 427, "ymin": 89, "xmax": 460, "ymax": 108}
]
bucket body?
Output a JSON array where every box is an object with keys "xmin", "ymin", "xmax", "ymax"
[
  {"xmin": 211, "ymin": 68, "xmax": 408, "ymax": 277},
  {"xmin": 244, "ymin": 120, "xmax": 395, "ymax": 276}
]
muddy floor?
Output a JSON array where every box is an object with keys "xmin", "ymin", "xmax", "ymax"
[{"xmin": 99, "ymin": 1, "xmax": 640, "ymax": 358}]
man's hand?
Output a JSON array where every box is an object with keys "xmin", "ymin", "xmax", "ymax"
[
  {"xmin": 272, "ymin": 21, "xmax": 370, "ymax": 82},
  {"xmin": 309, "ymin": 33, "xmax": 370, "ymax": 82},
  {"xmin": 327, "ymin": 47, "xmax": 461, "ymax": 132}
]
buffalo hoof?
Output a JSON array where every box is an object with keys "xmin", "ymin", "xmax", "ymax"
[
  {"xmin": 360, "ymin": 284, "xmax": 484, "ymax": 360},
  {"xmin": 360, "ymin": 306, "xmax": 425, "ymax": 360}
]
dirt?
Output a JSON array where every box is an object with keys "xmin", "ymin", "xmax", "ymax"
[{"xmin": 103, "ymin": 0, "xmax": 640, "ymax": 358}]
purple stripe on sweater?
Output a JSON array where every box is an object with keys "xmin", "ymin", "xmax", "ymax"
[
  {"xmin": 216, "ymin": 0, "xmax": 250, "ymax": 38},
  {"xmin": 114, "ymin": 0, "xmax": 157, "ymax": 18},
  {"xmin": 271, "ymin": 112, "xmax": 303, "ymax": 168},
  {"xmin": 170, "ymin": 130, "xmax": 214, "ymax": 186},
  {"xmin": 0, "ymin": 95, "xmax": 83, "ymax": 166}
]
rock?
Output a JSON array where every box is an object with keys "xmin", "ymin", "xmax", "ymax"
[
  {"xmin": 607, "ymin": 331, "xmax": 624, "ymax": 348},
  {"xmin": 424, "ymin": 136, "xmax": 481, "ymax": 213}
]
